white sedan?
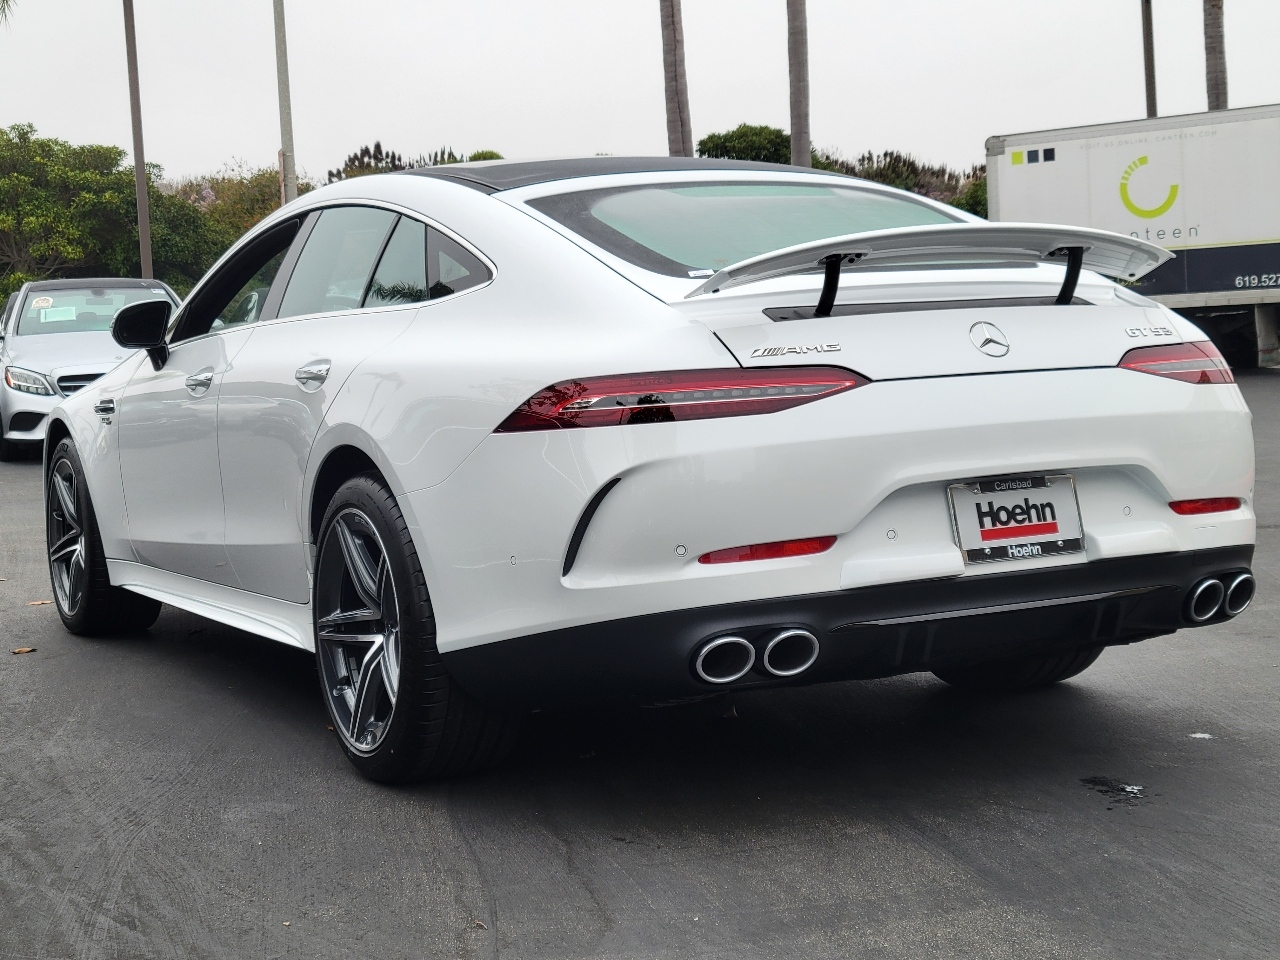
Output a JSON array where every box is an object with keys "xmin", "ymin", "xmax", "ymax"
[{"xmin": 44, "ymin": 157, "xmax": 1255, "ymax": 783}]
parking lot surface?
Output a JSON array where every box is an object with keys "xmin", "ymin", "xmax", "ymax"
[{"xmin": 2, "ymin": 373, "xmax": 1278, "ymax": 960}]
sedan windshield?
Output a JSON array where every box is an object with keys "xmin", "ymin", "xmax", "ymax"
[
  {"xmin": 15, "ymin": 286, "xmax": 174, "ymax": 336},
  {"xmin": 527, "ymin": 181, "xmax": 961, "ymax": 278}
]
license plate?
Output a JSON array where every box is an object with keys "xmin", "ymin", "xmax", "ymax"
[{"xmin": 948, "ymin": 474, "xmax": 1084, "ymax": 564}]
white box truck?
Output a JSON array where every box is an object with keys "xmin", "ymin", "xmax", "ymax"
[{"xmin": 987, "ymin": 103, "xmax": 1280, "ymax": 367}]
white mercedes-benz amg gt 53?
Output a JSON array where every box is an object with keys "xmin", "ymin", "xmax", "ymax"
[{"xmin": 43, "ymin": 157, "xmax": 1255, "ymax": 783}]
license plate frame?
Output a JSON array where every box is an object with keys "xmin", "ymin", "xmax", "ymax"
[{"xmin": 947, "ymin": 474, "xmax": 1085, "ymax": 565}]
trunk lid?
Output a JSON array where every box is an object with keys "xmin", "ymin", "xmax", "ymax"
[{"xmin": 674, "ymin": 271, "xmax": 1187, "ymax": 381}]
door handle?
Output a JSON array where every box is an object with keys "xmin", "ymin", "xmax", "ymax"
[
  {"xmin": 294, "ymin": 360, "xmax": 331, "ymax": 393},
  {"xmin": 185, "ymin": 368, "xmax": 215, "ymax": 396}
]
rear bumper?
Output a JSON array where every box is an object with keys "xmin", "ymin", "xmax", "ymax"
[{"xmin": 442, "ymin": 545, "xmax": 1253, "ymax": 710}]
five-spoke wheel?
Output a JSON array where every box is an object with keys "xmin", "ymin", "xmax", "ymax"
[
  {"xmin": 47, "ymin": 456, "xmax": 88, "ymax": 617},
  {"xmin": 45, "ymin": 437, "xmax": 161, "ymax": 635},
  {"xmin": 315, "ymin": 507, "xmax": 403, "ymax": 754},
  {"xmin": 313, "ymin": 473, "xmax": 518, "ymax": 782}
]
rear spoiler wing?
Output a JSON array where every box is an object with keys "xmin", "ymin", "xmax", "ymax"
[{"xmin": 684, "ymin": 223, "xmax": 1173, "ymax": 312}]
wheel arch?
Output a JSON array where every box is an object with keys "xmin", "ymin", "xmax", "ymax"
[
  {"xmin": 306, "ymin": 427, "xmax": 410, "ymax": 544},
  {"xmin": 43, "ymin": 415, "xmax": 72, "ymax": 477}
]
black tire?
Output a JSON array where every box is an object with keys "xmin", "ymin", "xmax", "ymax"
[
  {"xmin": 46, "ymin": 437, "xmax": 162, "ymax": 635},
  {"xmin": 932, "ymin": 646, "xmax": 1104, "ymax": 693},
  {"xmin": 314, "ymin": 472, "xmax": 520, "ymax": 784}
]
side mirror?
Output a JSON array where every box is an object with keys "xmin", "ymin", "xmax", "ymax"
[{"xmin": 112, "ymin": 299, "xmax": 172, "ymax": 370}]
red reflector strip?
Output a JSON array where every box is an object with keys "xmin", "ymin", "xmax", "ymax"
[
  {"xmin": 1168, "ymin": 497, "xmax": 1242, "ymax": 515},
  {"xmin": 698, "ymin": 535, "xmax": 837, "ymax": 565},
  {"xmin": 979, "ymin": 521, "xmax": 1059, "ymax": 542},
  {"xmin": 494, "ymin": 367, "xmax": 868, "ymax": 433},
  {"xmin": 1118, "ymin": 341, "xmax": 1234, "ymax": 384}
]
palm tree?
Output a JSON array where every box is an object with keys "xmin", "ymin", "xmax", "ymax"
[
  {"xmin": 0, "ymin": 0, "xmax": 14, "ymax": 22},
  {"xmin": 659, "ymin": 0, "xmax": 693, "ymax": 157},
  {"xmin": 787, "ymin": 0, "xmax": 810, "ymax": 166},
  {"xmin": 1204, "ymin": 0, "xmax": 1228, "ymax": 111}
]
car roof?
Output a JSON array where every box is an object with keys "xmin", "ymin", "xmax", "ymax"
[
  {"xmin": 400, "ymin": 156, "xmax": 851, "ymax": 193},
  {"xmin": 24, "ymin": 278, "xmax": 172, "ymax": 292}
]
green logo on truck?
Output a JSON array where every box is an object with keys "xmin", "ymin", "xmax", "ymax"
[{"xmin": 1120, "ymin": 156, "xmax": 1179, "ymax": 219}]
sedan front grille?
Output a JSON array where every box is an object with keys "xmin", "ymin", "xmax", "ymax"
[{"xmin": 57, "ymin": 373, "xmax": 104, "ymax": 396}]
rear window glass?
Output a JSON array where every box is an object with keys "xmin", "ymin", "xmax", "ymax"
[
  {"xmin": 16, "ymin": 286, "xmax": 175, "ymax": 336},
  {"xmin": 527, "ymin": 182, "xmax": 959, "ymax": 278}
]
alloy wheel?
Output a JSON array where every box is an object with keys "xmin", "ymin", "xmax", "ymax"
[
  {"xmin": 315, "ymin": 508, "xmax": 402, "ymax": 754},
  {"xmin": 47, "ymin": 458, "xmax": 87, "ymax": 616}
]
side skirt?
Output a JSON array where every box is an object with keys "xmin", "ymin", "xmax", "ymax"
[{"xmin": 106, "ymin": 559, "xmax": 314, "ymax": 650}]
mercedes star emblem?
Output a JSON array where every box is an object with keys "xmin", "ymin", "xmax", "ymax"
[{"xmin": 970, "ymin": 322, "xmax": 1010, "ymax": 357}]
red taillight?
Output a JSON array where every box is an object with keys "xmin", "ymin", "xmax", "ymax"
[
  {"xmin": 698, "ymin": 536, "xmax": 837, "ymax": 565},
  {"xmin": 1118, "ymin": 341, "xmax": 1234, "ymax": 384},
  {"xmin": 494, "ymin": 366, "xmax": 868, "ymax": 433},
  {"xmin": 1169, "ymin": 497, "xmax": 1242, "ymax": 515}
]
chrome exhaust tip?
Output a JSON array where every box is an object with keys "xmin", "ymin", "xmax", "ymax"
[
  {"xmin": 1187, "ymin": 578, "xmax": 1225, "ymax": 623},
  {"xmin": 694, "ymin": 636, "xmax": 755, "ymax": 684},
  {"xmin": 1224, "ymin": 572, "xmax": 1255, "ymax": 617},
  {"xmin": 762, "ymin": 629, "xmax": 820, "ymax": 677}
]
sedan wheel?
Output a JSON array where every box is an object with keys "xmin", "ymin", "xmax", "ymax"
[
  {"xmin": 314, "ymin": 473, "xmax": 520, "ymax": 783},
  {"xmin": 316, "ymin": 508, "xmax": 403, "ymax": 754},
  {"xmin": 45, "ymin": 437, "xmax": 162, "ymax": 635},
  {"xmin": 47, "ymin": 458, "xmax": 88, "ymax": 616}
]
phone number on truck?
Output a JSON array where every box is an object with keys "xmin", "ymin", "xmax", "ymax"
[{"xmin": 1236, "ymin": 274, "xmax": 1280, "ymax": 288}]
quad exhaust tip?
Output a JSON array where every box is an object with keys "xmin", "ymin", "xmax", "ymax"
[
  {"xmin": 1187, "ymin": 578, "xmax": 1225, "ymax": 623},
  {"xmin": 694, "ymin": 636, "xmax": 756, "ymax": 684},
  {"xmin": 762, "ymin": 629, "xmax": 820, "ymax": 677},
  {"xmin": 1224, "ymin": 573, "xmax": 1255, "ymax": 617}
]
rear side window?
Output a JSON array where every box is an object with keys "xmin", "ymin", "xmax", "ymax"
[
  {"xmin": 361, "ymin": 217, "xmax": 491, "ymax": 307},
  {"xmin": 277, "ymin": 206, "xmax": 396, "ymax": 319},
  {"xmin": 429, "ymin": 229, "xmax": 489, "ymax": 299},
  {"xmin": 364, "ymin": 217, "xmax": 428, "ymax": 307},
  {"xmin": 527, "ymin": 181, "xmax": 959, "ymax": 278}
]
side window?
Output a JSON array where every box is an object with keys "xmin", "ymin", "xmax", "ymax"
[
  {"xmin": 428, "ymin": 229, "xmax": 491, "ymax": 299},
  {"xmin": 363, "ymin": 217, "xmax": 428, "ymax": 308},
  {"xmin": 171, "ymin": 220, "xmax": 300, "ymax": 343},
  {"xmin": 277, "ymin": 206, "xmax": 396, "ymax": 319},
  {"xmin": 212, "ymin": 248, "xmax": 289, "ymax": 331}
]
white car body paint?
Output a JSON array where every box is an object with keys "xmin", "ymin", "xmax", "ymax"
[{"xmin": 45, "ymin": 163, "xmax": 1254, "ymax": 679}]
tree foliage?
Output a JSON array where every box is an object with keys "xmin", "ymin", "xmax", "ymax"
[
  {"xmin": 329, "ymin": 144, "xmax": 504, "ymax": 182},
  {"xmin": 327, "ymin": 141, "xmax": 408, "ymax": 182},
  {"xmin": 166, "ymin": 162, "xmax": 313, "ymax": 243},
  {"xmin": 697, "ymin": 124, "xmax": 791, "ymax": 165},
  {"xmin": 0, "ymin": 123, "xmax": 226, "ymax": 296},
  {"xmin": 698, "ymin": 123, "xmax": 986, "ymax": 217}
]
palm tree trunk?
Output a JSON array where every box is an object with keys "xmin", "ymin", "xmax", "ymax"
[
  {"xmin": 659, "ymin": 0, "xmax": 693, "ymax": 157},
  {"xmin": 121, "ymin": 0, "xmax": 153, "ymax": 279},
  {"xmin": 1141, "ymin": 0, "xmax": 1157, "ymax": 118},
  {"xmin": 1203, "ymin": 0, "xmax": 1228, "ymax": 111},
  {"xmin": 787, "ymin": 0, "xmax": 810, "ymax": 167}
]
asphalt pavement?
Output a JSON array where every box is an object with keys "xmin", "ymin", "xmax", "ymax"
[{"xmin": 2, "ymin": 372, "xmax": 1278, "ymax": 960}]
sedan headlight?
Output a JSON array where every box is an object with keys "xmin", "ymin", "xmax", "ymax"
[{"xmin": 4, "ymin": 366, "xmax": 55, "ymax": 396}]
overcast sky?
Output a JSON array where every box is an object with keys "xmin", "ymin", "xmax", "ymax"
[{"xmin": 2, "ymin": 0, "xmax": 1279, "ymax": 182}]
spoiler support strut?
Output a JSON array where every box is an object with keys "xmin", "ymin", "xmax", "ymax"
[
  {"xmin": 1054, "ymin": 246, "xmax": 1085, "ymax": 305},
  {"xmin": 813, "ymin": 251, "xmax": 866, "ymax": 318}
]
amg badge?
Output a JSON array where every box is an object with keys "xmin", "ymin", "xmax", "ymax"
[{"xmin": 749, "ymin": 343, "xmax": 841, "ymax": 358}]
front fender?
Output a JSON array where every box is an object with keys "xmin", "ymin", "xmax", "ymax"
[{"xmin": 47, "ymin": 353, "xmax": 147, "ymax": 562}]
